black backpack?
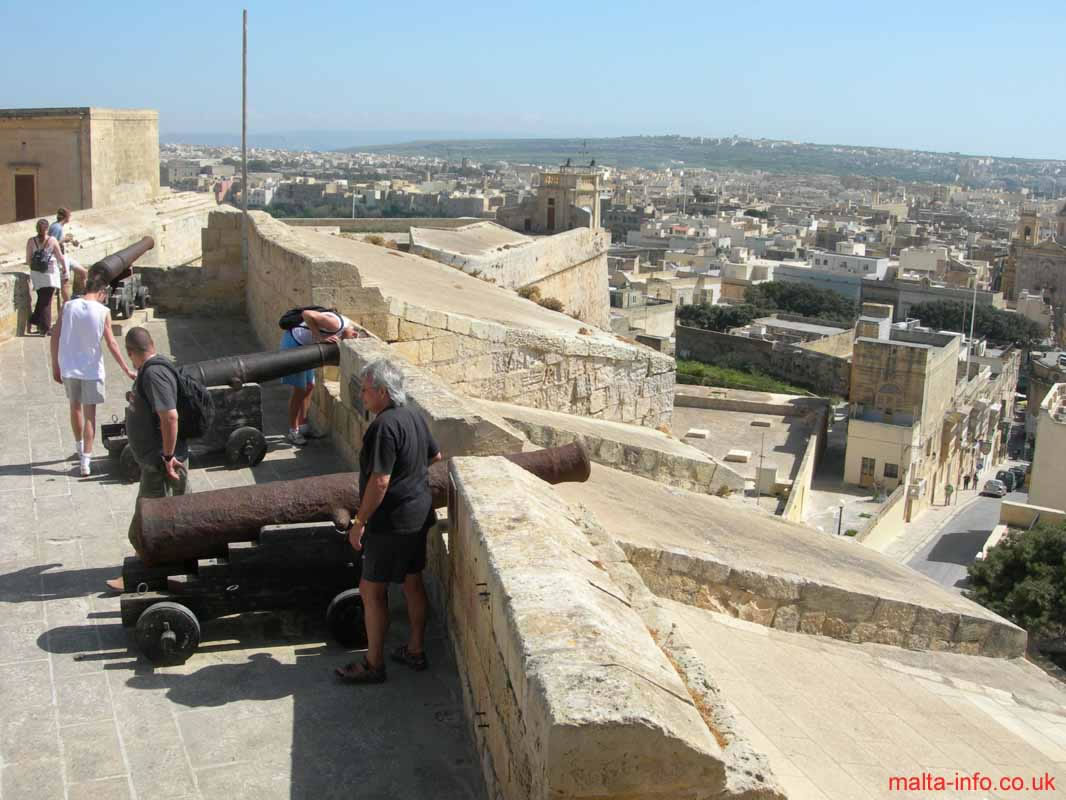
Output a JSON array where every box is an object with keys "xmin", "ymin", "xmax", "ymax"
[
  {"xmin": 30, "ymin": 240, "xmax": 52, "ymax": 272},
  {"xmin": 138, "ymin": 357, "xmax": 215, "ymax": 440},
  {"xmin": 279, "ymin": 305, "xmax": 331, "ymax": 330}
]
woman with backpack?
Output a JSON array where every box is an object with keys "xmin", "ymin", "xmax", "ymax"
[
  {"xmin": 25, "ymin": 218, "xmax": 67, "ymax": 335},
  {"xmin": 278, "ymin": 306, "xmax": 361, "ymax": 445}
]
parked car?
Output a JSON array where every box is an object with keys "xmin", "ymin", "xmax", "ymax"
[
  {"xmin": 995, "ymin": 470, "xmax": 1016, "ymax": 492},
  {"xmin": 982, "ymin": 479, "xmax": 1008, "ymax": 498},
  {"xmin": 1009, "ymin": 464, "xmax": 1028, "ymax": 488}
]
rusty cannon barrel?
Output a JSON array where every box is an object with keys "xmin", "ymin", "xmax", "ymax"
[
  {"xmin": 132, "ymin": 441, "xmax": 590, "ymax": 564},
  {"xmin": 88, "ymin": 236, "xmax": 155, "ymax": 286},
  {"xmin": 181, "ymin": 342, "xmax": 340, "ymax": 388}
]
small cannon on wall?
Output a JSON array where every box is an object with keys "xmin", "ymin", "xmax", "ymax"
[
  {"xmin": 118, "ymin": 442, "xmax": 591, "ymax": 664},
  {"xmin": 88, "ymin": 236, "xmax": 154, "ymax": 319},
  {"xmin": 102, "ymin": 343, "xmax": 341, "ymax": 480}
]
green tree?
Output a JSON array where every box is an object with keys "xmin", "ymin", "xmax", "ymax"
[
  {"xmin": 966, "ymin": 523, "xmax": 1066, "ymax": 639},
  {"xmin": 908, "ymin": 300, "xmax": 1043, "ymax": 348},
  {"xmin": 677, "ymin": 302, "xmax": 762, "ymax": 332},
  {"xmin": 744, "ymin": 282, "xmax": 858, "ymax": 323}
]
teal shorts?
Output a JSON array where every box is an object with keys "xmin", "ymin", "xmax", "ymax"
[{"xmin": 279, "ymin": 330, "xmax": 314, "ymax": 389}]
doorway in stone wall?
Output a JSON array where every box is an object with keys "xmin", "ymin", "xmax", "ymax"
[{"xmin": 14, "ymin": 174, "xmax": 36, "ymax": 221}]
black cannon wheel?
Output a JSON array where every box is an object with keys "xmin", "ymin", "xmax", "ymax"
[
  {"xmin": 135, "ymin": 286, "xmax": 150, "ymax": 309},
  {"xmin": 225, "ymin": 427, "xmax": 267, "ymax": 468},
  {"xmin": 119, "ymin": 444, "xmax": 142, "ymax": 483},
  {"xmin": 122, "ymin": 296, "xmax": 134, "ymax": 319},
  {"xmin": 327, "ymin": 589, "xmax": 367, "ymax": 649},
  {"xmin": 135, "ymin": 601, "xmax": 201, "ymax": 665}
]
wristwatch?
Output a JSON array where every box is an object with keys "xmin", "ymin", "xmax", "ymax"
[{"xmin": 162, "ymin": 453, "xmax": 174, "ymax": 462}]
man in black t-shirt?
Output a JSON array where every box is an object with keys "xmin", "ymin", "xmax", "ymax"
[
  {"xmin": 335, "ymin": 359, "xmax": 440, "ymax": 685},
  {"xmin": 105, "ymin": 327, "xmax": 192, "ymax": 593}
]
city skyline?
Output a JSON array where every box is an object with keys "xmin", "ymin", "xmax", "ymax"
[{"xmin": 0, "ymin": 0, "xmax": 1062, "ymax": 160}]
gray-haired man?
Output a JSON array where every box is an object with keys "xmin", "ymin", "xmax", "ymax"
[{"xmin": 335, "ymin": 359, "xmax": 441, "ymax": 685}]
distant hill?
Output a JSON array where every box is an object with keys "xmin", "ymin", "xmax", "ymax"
[{"xmin": 348, "ymin": 135, "xmax": 1065, "ymax": 185}]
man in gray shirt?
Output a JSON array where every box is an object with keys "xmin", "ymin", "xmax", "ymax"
[{"xmin": 106, "ymin": 327, "xmax": 192, "ymax": 592}]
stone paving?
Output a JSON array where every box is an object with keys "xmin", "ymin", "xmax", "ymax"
[{"xmin": 0, "ymin": 317, "xmax": 483, "ymax": 800}]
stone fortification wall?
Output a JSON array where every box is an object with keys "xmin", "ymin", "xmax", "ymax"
[
  {"xmin": 0, "ymin": 273, "xmax": 29, "ymax": 344},
  {"xmin": 282, "ymin": 217, "xmax": 476, "ymax": 233},
  {"xmin": 409, "ymin": 223, "xmax": 610, "ymax": 328},
  {"xmin": 478, "ymin": 399, "xmax": 746, "ymax": 495},
  {"xmin": 676, "ymin": 324, "xmax": 850, "ymax": 397},
  {"xmin": 857, "ymin": 483, "xmax": 907, "ymax": 548},
  {"xmin": 780, "ymin": 407, "xmax": 825, "ymax": 523},
  {"xmin": 0, "ymin": 191, "xmax": 215, "ymax": 272},
  {"xmin": 232, "ymin": 211, "xmax": 673, "ymax": 428},
  {"xmin": 797, "ymin": 326, "xmax": 854, "ymax": 357},
  {"xmin": 309, "ymin": 336, "xmax": 525, "ymax": 467},
  {"xmin": 442, "ymin": 456, "xmax": 761, "ymax": 800},
  {"xmin": 621, "ymin": 542, "xmax": 1026, "ymax": 658},
  {"xmin": 136, "ymin": 208, "xmax": 246, "ymax": 316},
  {"xmin": 0, "ymin": 191, "xmax": 216, "ymax": 340}
]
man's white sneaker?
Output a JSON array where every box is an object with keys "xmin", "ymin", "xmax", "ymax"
[
  {"xmin": 286, "ymin": 430, "xmax": 307, "ymax": 446},
  {"xmin": 79, "ymin": 456, "xmax": 91, "ymax": 477}
]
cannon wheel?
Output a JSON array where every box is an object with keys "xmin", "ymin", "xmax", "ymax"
[
  {"xmin": 135, "ymin": 286, "xmax": 150, "ymax": 309},
  {"xmin": 135, "ymin": 601, "xmax": 201, "ymax": 665},
  {"xmin": 225, "ymin": 427, "xmax": 267, "ymax": 468},
  {"xmin": 122, "ymin": 296, "xmax": 134, "ymax": 319},
  {"xmin": 119, "ymin": 444, "xmax": 142, "ymax": 483},
  {"xmin": 327, "ymin": 589, "xmax": 367, "ymax": 648}
]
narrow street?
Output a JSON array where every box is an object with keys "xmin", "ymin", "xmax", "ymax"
[{"xmin": 907, "ymin": 489, "xmax": 1027, "ymax": 591}]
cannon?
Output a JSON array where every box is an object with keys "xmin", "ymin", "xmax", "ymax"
[
  {"xmin": 102, "ymin": 343, "xmax": 341, "ymax": 480},
  {"xmin": 88, "ymin": 236, "xmax": 154, "ymax": 319},
  {"xmin": 118, "ymin": 443, "xmax": 590, "ymax": 664}
]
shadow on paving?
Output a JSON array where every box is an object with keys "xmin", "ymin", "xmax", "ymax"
[{"xmin": 35, "ymin": 591, "xmax": 483, "ymax": 800}]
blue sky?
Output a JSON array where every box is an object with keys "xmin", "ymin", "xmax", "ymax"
[{"xmin": 1, "ymin": 0, "xmax": 1062, "ymax": 159}]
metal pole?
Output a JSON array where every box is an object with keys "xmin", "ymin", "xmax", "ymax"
[{"xmin": 240, "ymin": 9, "xmax": 248, "ymax": 275}]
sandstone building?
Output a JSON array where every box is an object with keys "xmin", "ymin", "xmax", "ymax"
[
  {"xmin": 0, "ymin": 107, "xmax": 160, "ymax": 223},
  {"xmin": 497, "ymin": 163, "xmax": 601, "ymax": 234}
]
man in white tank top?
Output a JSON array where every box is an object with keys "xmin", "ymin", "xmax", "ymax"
[{"xmin": 50, "ymin": 272, "xmax": 137, "ymax": 476}]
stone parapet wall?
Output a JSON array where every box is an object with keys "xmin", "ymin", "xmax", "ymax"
[
  {"xmin": 282, "ymin": 217, "xmax": 477, "ymax": 233},
  {"xmin": 444, "ymin": 457, "xmax": 743, "ymax": 800},
  {"xmin": 0, "ymin": 191, "xmax": 216, "ymax": 274},
  {"xmin": 484, "ymin": 401, "xmax": 745, "ymax": 495},
  {"xmin": 237, "ymin": 211, "xmax": 674, "ymax": 428},
  {"xmin": 389, "ymin": 307, "xmax": 675, "ymax": 428},
  {"xmin": 0, "ymin": 272, "xmax": 30, "ymax": 343},
  {"xmin": 621, "ymin": 542, "xmax": 1027, "ymax": 658},
  {"xmin": 410, "ymin": 223, "xmax": 610, "ymax": 328},
  {"xmin": 310, "ymin": 336, "xmax": 526, "ymax": 468}
]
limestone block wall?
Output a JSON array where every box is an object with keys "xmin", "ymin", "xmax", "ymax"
[
  {"xmin": 444, "ymin": 457, "xmax": 742, "ymax": 800},
  {"xmin": 282, "ymin": 217, "xmax": 477, "ymax": 233},
  {"xmin": 309, "ymin": 337, "xmax": 525, "ymax": 467},
  {"xmin": 410, "ymin": 224, "xmax": 610, "ymax": 328},
  {"xmin": 620, "ymin": 542, "xmax": 1027, "ymax": 658},
  {"xmin": 389, "ymin": 311, "xmax": 675, "ymax": 428},
  {"xmin": 237, "ymin": 211, "xmax": 674, "ymax": 428},
  {"xmin": 492, "ymin": 409, "xmax": 746, "ymax": 495},
  {"xmin": 0, "ymin": 191, "xmax": 216, "ymax": 273},
  {"xmin": 0, "ymin": 273, "xmax": 30, "ymax": 343}
]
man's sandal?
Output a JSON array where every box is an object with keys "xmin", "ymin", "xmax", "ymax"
[
  {"xmin": 390, "ymin": 645, "xmax": 428, "ymax": 671},
  {"xmin": 334, "ymin": 658, "xmax": 387, "ymax": 684}
]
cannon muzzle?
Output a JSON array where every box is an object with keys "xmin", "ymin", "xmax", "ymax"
[
  {"xmin": 88, "ymin": 236, "xmax": 155, "ymax": 286},
  {"xmin": 181, "ymin": 343, "xmax": 340, "ymax": 388},
  {"xmin": 132, "ymin": 442, "xmax": 591, "ymax": 564}
]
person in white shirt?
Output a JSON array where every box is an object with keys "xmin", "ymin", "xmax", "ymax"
[
  {"xmin": 50, "ymin": 272, "xmax": 137, "ymax": 476},
  {"xmin": 25, "ymin": 218, "xmax": 66, "ymax": 335}
]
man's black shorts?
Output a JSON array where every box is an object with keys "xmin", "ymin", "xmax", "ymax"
[{"xmin": 360, "ymin": 529, "xmax": 428, "ymax": 583}]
